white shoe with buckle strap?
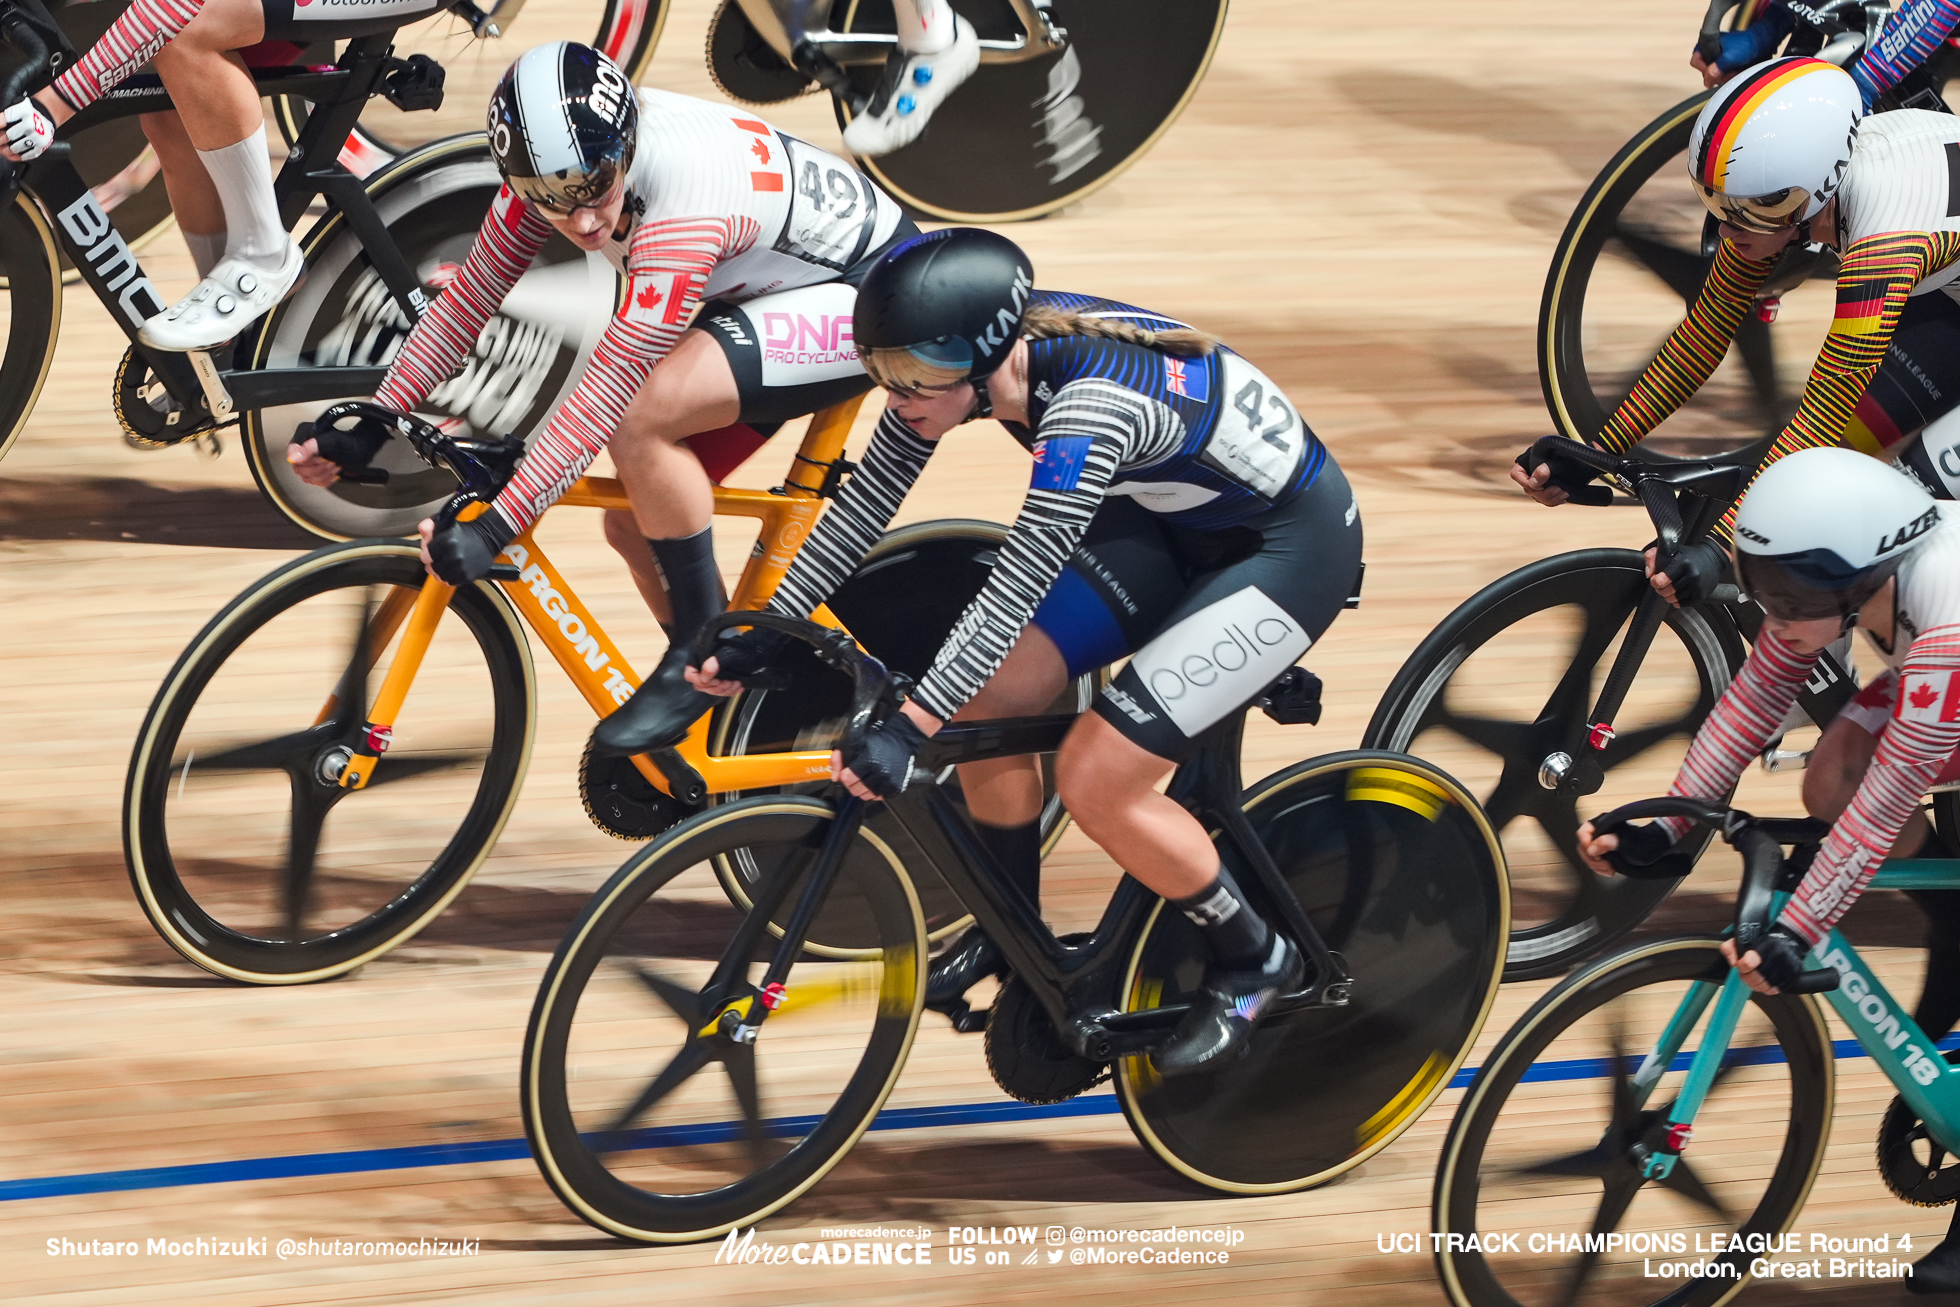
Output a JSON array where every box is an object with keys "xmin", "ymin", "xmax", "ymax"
[
  {"xmin": 841, "ymin": 16, "xmax": 979, "ymax": 157},
  {"xmin": 137, "ymin": 239, "xmax": 304, "ymax": 352}
]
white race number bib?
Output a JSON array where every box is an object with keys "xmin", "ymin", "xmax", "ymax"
[
  {"xmin": 774, "ymin": 136, "xmax": 877, "ymax": 271},
  {"xmin": 1200, "ymin": 352, "xmax": 1305, "ymax": 501}
]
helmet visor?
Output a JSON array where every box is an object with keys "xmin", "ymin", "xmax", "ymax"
[
  {"xmin": 859, "ymin": 337, "xmax": 976, "ymax": 397},
  {"xmin": 1694, "ymin": 182, "xmax": 1811, "ymax": 234},
  {"xmin": 1736, "ymin": 547, "xmax": 1896, "ymax": 621},
  {"xmin": 507, "ymin": 159, "xmax": 625, "ymax": 215}
]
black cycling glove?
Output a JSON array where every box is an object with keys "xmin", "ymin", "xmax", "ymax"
[
  {"xmin": 296, "ymin": 408, "xmax": 395, "ymax": 482},
  {"xmin": 1515, "ymin": 439, "xmax": 1612, "ymax": 506},
  {"xmin": 1743, "ymin": 924, "xmax": 1814, "ymax": 993},
  {"xmin": 702, "ymin": 625, "xmax": 797, "ymax": 683},
  {"xmin": 1651, "ymin": 539, "xmax": 1731, "ymax": 607},
  {"xmin": 840, "ymin": 711, "xmax": 929, "ymax": 799},
  {"xmin": 1600, "ymin": 820, "xmax": 1694, "ymax": 880},
  {"xmin": 428, "ymin": 505, "xmax": 516, "ymax": 587}
]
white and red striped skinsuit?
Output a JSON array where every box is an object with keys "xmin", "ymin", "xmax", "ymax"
[
  {"xmin": 1655, "ymin": 509, "xmax": 1960, "ymax": 946},
  {"xmin": 373, "ymin": 88, "xmax": 903, "ymax": 534}
]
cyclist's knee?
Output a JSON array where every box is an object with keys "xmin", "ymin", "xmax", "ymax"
[
  {"xmin": 1802, "ymin": 716, "xmax": 1875, "ymax": 821},
  {"xmin": 602, "ymin": 509, "xmax": 651, "ymax": 562},
  {"xmin": 1055, "ymin": 715, "xmax": 1166, "ymax": 836}
]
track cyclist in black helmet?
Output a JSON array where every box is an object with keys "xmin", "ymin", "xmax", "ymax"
[{"xmin": 687, "ymin": 228, "xmax": 1365, "ymax": 1077}]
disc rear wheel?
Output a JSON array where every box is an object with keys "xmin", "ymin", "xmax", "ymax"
[{"xmin": 1116, "ymin": 751, "xmax": 1508, "ymax": 1191}]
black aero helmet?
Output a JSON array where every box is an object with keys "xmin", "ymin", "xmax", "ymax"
[
  {"xmin": 488, "ymin": 42, "xmax": 638, "ymax": 214},
  {"xmin": 854, "ymin": 228, "xmax": 1034, "ymax": 396}
]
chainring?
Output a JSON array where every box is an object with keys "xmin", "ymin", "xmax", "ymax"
[
  {"xmin": 1879, "ymin": 1075, "xmax": 1960, "ymax": 1206},
  {"xmin": 983, "ymin": 969, "xmax": 1110, "ymax": 1106},
  {"xmin": 578, "ymin": 741, "xmax": 700, "ymax": 841},
  {"xmin": 706, "ymin": 0, "xmax": 816, "ymax": 105},
  {"xmin": 114, "ymin": 346, "xmax": 220, "ymax": 450}
]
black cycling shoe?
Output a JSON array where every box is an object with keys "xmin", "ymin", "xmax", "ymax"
[
  {"xmin": 590, "ymin": 646, "xmax": 713, "ymax": 758},
  {"xmin": 1911, "ymin": 1235, "xmax": 1960, "ymax": 1295},
  {"xmin": 925, "ymin": 927, "xmax": 1006, "ymax": 1006},
  {"xmin": 1152, "ymin": 934, "xmax": 1303, "ymax": 1078}
]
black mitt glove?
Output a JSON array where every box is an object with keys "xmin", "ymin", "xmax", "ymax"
[
  {"xmin": 1600, "ymin": 819, "xmax": 1694, "ymax": 881},
  {"xmin": 1515, "ymin": 439, "xmax": 1613, "ymax": 506},
  {"xmin": 840, "ymin": 711, "xmax": 929, "ymax": 799},
  {"xmin": 1743, "ymin": 924, "xmax": 1814, "ymax": 993},
  {"xmin": 702, "ymin": 624, "xmax": 798, "ymax": 686},
  {"xmin": 295, "ymin": 407, "xmax": 396, "ymax": 483},
  {"xmin": 1650, "ymin": 539, "xmax": 1732, "ymax": 607},
  {"xmin": 428, "ymin": 504, "xmax": 516, "ymax": 587}
]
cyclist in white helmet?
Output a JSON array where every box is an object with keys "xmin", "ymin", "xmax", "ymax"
[
  {"xmin": 1575, "ymin": 447, "xmax": 1960, "ymax": 1287},
  {"xmin": 1514, "ymin": 57, "xmax": 1960, "ymax": 604},
  {"xmin": 286, "ymin": 41, "xmax": 917, "ymax": 756}
]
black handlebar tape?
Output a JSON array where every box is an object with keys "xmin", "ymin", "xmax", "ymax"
[
  {"xmin": 1518, "ymin": 437, "xmax": 1615, "ymax": 506},
  {"xmin": 1591, "ymin": 795, "xmax": 1733, "ymax": 836}
]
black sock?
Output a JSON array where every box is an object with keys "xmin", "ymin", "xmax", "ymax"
[
  {"xmin": 975, "ymin": 819, "xmax": 1042, "ymax": 913},
  {"xmin": 1172, "ymin": 866, "xmax": 1271, "ymax": 968},
  {"xmin": 646, "ymin": 528, "xmax": 723, "ymax": 654}
]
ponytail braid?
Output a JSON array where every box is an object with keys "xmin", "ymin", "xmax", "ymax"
[{"xmin": 1020, "ymin": 303, "xmax": 1219, "ymax": 358}]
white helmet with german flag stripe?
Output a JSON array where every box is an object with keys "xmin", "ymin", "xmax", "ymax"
[{"xmin": 1688, "ymin": 57, "xmax": 1861, "ymax": 234}]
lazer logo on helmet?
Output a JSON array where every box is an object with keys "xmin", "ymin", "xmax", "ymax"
[
  {"xmin": 1130, "ymin": 586, "xmax": 1311, "ymax": 737},
  {"xmin": 1877, "ymin": 506, "xmax": 1941, "ymax": 555},
  {"xmin": 1738, "ymin": 526, "xmax": 1771, "ymax": 545}
]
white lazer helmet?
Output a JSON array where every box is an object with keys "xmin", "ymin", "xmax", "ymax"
[
  {"xmin": 1734, "ymin": 448, "xmax": 1940, "ymax": 620},
  {"xmin": 1688, "ymin": 57, "xmax": 1861, "ymax": 233}
]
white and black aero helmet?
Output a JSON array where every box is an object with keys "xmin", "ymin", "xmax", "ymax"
[
  {"xmin": 487, "ymin": 42, "xmax": 637, "ymax": 214},
  {"xmin": 854, "ymin": 228, "xmax": 1034, "ymax": 397},
  {"xmin": 1734, "ymin": 447, "xmax": 1940, "ymax": 620}
]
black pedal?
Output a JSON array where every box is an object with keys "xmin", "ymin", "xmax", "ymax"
[
  {"xmin": 925, "ymin": 995, "xmax": 989, "ymax": 1034},
  {"xmin": 382, "ymin": 53, "xmax": 446, "ymax": 113},
  {"xmin": 1258, "ymin": 667, "xmax": 1323, "ymax": 726}
]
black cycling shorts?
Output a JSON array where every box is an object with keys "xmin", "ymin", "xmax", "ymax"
[
  {"xmin": 1029, "ymin": 459, "xmax": 1364, "ymax": 762},
  {"xmin": 1850, "ymin": 290, "xmax": 1960, "ymax": 498},
  {"xmin": 692, "ymin": 218, "xmax": 920, "ymax": 429}
]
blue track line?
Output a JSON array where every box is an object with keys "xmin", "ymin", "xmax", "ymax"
[{"xmin": 7, "ymin": 1034, "xmax": 1958, "ymax": 1204}]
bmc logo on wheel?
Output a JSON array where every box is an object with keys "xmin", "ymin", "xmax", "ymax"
[{"xmin": 1130, "ymin": 586, "xmax": 1310, "ymax": 737}]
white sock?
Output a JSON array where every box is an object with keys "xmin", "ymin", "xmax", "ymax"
[
  {"xmin": 891, "ymin": 0, "xmax": 954, "ymax": 54},
  {"xmin": 182, "ymin": 229, "xmax": 225, "ymax": 280},
  {"xmin": 194, "ymin": 124, "xmax": 287, "ymax": 270}
]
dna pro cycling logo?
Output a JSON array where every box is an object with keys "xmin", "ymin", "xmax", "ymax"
[{"xmin": 1130, "ymin": 586, "xmax": 1311, "ymax": 737}]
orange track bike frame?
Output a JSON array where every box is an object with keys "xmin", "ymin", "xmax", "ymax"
[{"xmin": 331, "ymin": 396, "xmax": 868, "ymax": 798}]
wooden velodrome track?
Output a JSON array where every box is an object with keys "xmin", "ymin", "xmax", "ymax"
[{"xmin": 0, "ymin": 0, "xmax": 1949, "ymax": 1302}]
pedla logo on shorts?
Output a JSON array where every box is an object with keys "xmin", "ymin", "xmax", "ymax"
[{"xmin": 1129, "ymin": 586, "xmax": 1311, "ymax": 737}]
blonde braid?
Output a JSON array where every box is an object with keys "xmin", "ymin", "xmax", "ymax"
[{"xmin": 1020, "ymin": 303, "xmax": 1219, "ymax": 358}]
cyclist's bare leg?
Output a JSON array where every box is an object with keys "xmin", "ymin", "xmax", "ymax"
[
  {"xmin": 1055, "ymin": 712, "xmax": 1217, "ymax": 901},
  {"xmin": 140, "ymin": 111, "xmax": 227, "ymax": 278},
  {"xmin": 1802, "ymin": 714, "xmax": 1934, "ymax": 856},
  {"xmin": 951, "ymin": 626, "xmax": 1067, "ymax": 826}
]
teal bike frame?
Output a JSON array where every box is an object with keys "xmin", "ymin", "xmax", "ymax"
[{"xmin": 1634, "ymin": 860, "xmax": 1960, "ymax": 1182}]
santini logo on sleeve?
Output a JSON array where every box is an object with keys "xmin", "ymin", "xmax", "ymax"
[{"xmin": 1130, "ymin": 586, "xmax": 1311, "ymax": 737}]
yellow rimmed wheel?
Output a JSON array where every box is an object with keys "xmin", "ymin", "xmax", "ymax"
[
  {"xmin": 522, "ymin": 796, "xmax": 926, "ymax": 1242},
  {"xmin": 1115, "ymin": 749, "xmax": 1509, "ymax": 1192},
  {"xmin": 0, "ymin": 188, "xmax": 61, "ymax": 464}
]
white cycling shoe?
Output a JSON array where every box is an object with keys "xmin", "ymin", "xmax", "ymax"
[
  {"xmin": 137, "ymin": 239, "xmax": 304, "ymax": 352},
  {"xmin": 841, "ymin": 16, "xmax": 979, "ymax": 157}
]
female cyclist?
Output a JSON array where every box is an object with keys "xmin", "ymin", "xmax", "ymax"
[
  {"xmin": 286, "ymin": 41, "xmax": 916, "ymax": 755},
  {"xmin": 0, "ymin": 0, "xmax": 461, "ymax": 349},
  {"xmin": 686, "ymin": 227, "xmax": 1365, "ymax": 1078},
  {"xmin": 1576, "ymin": 448, "xmax": 1960, "ymax": 1287}
]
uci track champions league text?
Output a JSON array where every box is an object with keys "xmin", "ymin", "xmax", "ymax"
[
  {"xmin": 1377, "ymin": 1228, "xmax": 1919, "ymax": 1283},
  {"xmin": 713, "ymin": 1222, "xmax": 1247, "ymax": 1271}
]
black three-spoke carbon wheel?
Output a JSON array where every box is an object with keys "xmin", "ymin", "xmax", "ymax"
[
  {"xmin": 123, "ymin": 543, "xmax": 534, "ymax": 983},
  {"xmin": 0, "ymin": 190, "xmax": 61, "ymax": 464},
  {"xmin": 1541, "ymin": 92, "xmax": 1837, "ymax": 456},
  {"xmin": 1364, "ymin": 550, "xmax": 1746, "ymax": 982},
  {"xmin": 522, "ymin": 797, "xmax": 927, "ymax": 1242},
  {"xmin": 1117, "ymin": 751, "xmax": 1509, "ymax": 1192},
  {"xmin": 1433, "ymin": 938, "xmax": 1833, "ymax": 1307}
]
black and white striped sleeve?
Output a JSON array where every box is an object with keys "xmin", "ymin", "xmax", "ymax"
[
  {"xmin": 910, "ymin": 379, "xmax": 1177, "ymax": 722},
  {"xmin": 765, "ymin": 409, "xmax": 938, "ymax": 619}
]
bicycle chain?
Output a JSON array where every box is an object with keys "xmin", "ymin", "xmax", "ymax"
[
  {"xmin": 577, "ymin": 739, "xmax": 698, "ymax": 841},
  {"xmin": 1878, "ymin": 1058, "xmax": 1960, "ymax": 1206},
  {"xmin": 114, "ymin": 345, "xmax": 224, "ymax": 452},
  {"xmin": 983, "ymin": 963, "xmax": 1111, "ymax": 1106}
]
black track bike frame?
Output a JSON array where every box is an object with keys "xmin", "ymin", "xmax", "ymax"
[
  {"xmin": 752, "ymin": 709, "xmax": 1354, "ymax": 1063},
  {"xmin": 0, "ymin": 0, "xmax": 431, "ymax": 418}
]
